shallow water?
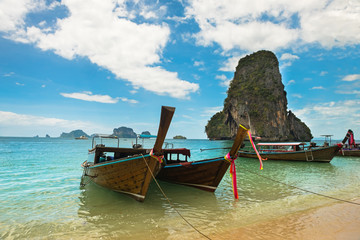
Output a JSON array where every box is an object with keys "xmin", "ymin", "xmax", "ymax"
[{"xmin": 0, "ymin": 137, "xmax": 359, "ymax": 239}]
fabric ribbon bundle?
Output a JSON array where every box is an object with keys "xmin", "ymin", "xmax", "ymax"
[
  {"xmin": 225, "ymin": 129, "xmax": 264, "ymax": 199},
  {"xmin": 150, "ymin": 149, "xmax": 164, "ymax": 163}
]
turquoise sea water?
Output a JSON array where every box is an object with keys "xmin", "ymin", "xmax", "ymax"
[{"xmin": 1, "ymin": 137, "xmax": 359, "ymax": 239}]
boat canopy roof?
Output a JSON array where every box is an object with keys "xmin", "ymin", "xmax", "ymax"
[
  {"xmin": 257, "ymin": 142, "xmax": 306, "ymax": 146},
  {"xmin": 139, "ymin": 134, "xmax": 157, "ymax": 138},
  {"xmin": 92, "ymin": 134, "xmax": 118, "ymax": 139},
  {"xmin": 91, "ymin": 134, "xmax": 119, "ymax": 148}
]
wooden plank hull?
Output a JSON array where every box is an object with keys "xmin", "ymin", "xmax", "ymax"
[
  {"xmin": 83, "ymin": 154, "xmax": 160, "ymax": 202},
  {"xmin": 238, "ymin": 145, "xmax": 340, "ymax": 163},
  {"xmin": 156, "ymin": 158, "xmax": 230, "ymax": 192},
  {"xmin": 337, "ymin": 149, "xmax": 360, "ymax": 157}
]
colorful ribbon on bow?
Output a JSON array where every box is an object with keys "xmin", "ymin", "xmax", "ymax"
[
  {"xmin": 224, "ymin": 152, "xmax": 238, "ymax": 199},
  {"xmin": 150, "ymin": 149, "xmax": 164, "ymax": 163},
  {"xmin": 247, "ymin": 131, "xmax": 264, "ymax": 170}
]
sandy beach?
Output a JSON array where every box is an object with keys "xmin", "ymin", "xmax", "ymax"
[{"xmin": 213, "ymin": 198, "xmax": 360, "ymax": 240}]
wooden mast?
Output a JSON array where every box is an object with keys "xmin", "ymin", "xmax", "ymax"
[
  {"xmin": 228, "ymin": 124, "xmax": 250, "ymax": 158},
  {"xmin": 153, "ymin": 106, "xmax": 175, "ymax": 154}
]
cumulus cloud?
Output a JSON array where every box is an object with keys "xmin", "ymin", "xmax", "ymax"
[
  {"xmin": 1, "ymin": 0, "xmax": 199, "ymax": 99},
  {"xmin": 60, "ymin": 91, "xmax": 138, "ymax": 104},
  {"xmin": 60, "ymin": 91, "xmax": 120, "ymax": 104},
  {"xmin": 342, "ymin": 74, "xmax": 360, "ymax": 81},
  {"xmin": 185, "ymin": 0, "xmax": 360, "ymax": 52},
  {"xmin": 280, "ymin": 53, "xmax": 300, "ymax": 68},
  {"xmin": 280, "ymin": 53, "xmax": 300, "ymax": 61},
  {"xmin": 119, "ymin": 97, "xmax": 139, "ymax": 104}
]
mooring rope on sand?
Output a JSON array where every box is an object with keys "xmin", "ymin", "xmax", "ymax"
[
  {"xmin": 238, "ymin": 165, "xmax": 360, "ymax": 206},
  {"xmin": 141, "ymin": 154, "xmax": 211, "ymax": 240}
]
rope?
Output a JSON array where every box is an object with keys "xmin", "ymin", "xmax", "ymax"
[
  {"xmin": 238, "ymin": 165, "xmax": 360, "ymax": 206},
  {"xmin": 141, "ymin": 154, "xmax": 211, "ymax": 240}
]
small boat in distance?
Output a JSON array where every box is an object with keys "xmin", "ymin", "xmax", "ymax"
[
  {"xmin": 75, "ymin": 135, "xmax": 88, "ymax": 140},
  {"xmin": 157, "ymin": 124, "xmax": 249, "ymax": 192},
  {"xmin": 81, "ymin": 106, "xmax": 175, "ymax": 202}
]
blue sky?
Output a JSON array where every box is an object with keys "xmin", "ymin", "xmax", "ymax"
[{"xmin": 0, "ymin": 0, "xmax": 360, "ymax": 140}]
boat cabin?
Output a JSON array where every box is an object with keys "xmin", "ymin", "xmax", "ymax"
[
  {"xmin": 257, "ymin": 142, "xmax": 306, "ymax": 152},
  {"xmin": 163, "ymin": 148, "xmax": 191, "ymax": 164},
  {"xmin": 88, "ymin": 134, "xmax": 148, "ymax": 164}
]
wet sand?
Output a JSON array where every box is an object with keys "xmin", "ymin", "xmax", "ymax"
[{"xmin": 212, "ymin": 198, "xmax": 360, "ymax": 240}]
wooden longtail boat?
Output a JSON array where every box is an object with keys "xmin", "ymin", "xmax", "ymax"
[
  {"xmin": 238, "ymin": 142, "xmax": 341, "ymax": 163},
  {"xmin": 81, "ymin": 106, "xmax": 175, "ymax": 202},
  {"xmin": 156, "ymin": 124, "xmax": 249, "ymax": 192}
]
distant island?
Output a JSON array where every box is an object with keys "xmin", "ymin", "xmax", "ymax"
[
  {"xmin": 59, "ymin": 127, "xmax": 153, "ymax": 139},
  {"xmin": 60, "ymin": 130, "xmax": 90, "ymax": 138},
  {"xmin": 173, "ymin": 135, "xmax": 186, "ymax": 139},
  {"xmin": 112, "ymin": 127, "xmax": 137, "ymax": 138},
  {"xmin": 205, "ymin": 50, "xmax": 312, "ymax": 141}
]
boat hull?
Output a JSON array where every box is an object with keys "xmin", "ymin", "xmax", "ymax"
[
  {"xmin": 157, "ymin": 158, "xmax": 230, "ymax": 192},
  {"xmin": 83, "ymin": 154, "xmax": 160, "ymax": 202},
  {"xmin": 337, "ymin": 149, "xmax": 360, "ymax": 157},
  {"xmin": 238, "ymin": 145, "xmax": 340, "ymax": 163}
]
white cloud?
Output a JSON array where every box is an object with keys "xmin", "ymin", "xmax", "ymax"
[
  {"xmin": 219, "ymin": 54, "xmax": 246, "ymax": 72},
  {"xmin": 287, "ymin": 80, "xmax": 296, "ymax": 85},
  {"xmin": 3, "ymin": 72, "xmax": 14, "ymax": 77},
  {"xmin": 280, "ymin": 53, "xmax": 299, "ymax": 61},
  {"xmin": 1, "ymin": 0, "xmax": 199, "ymax": 99},
  {"xmin": 342, "ymin": 74, "xmax": 360, "ymax": 82},
  {"xmin": 185, "ymin": 0, "xmax": 360, "ymax": 52},
  {"xmin": 201, "ymin": 106, "xmax": 223, "ymax": 117},
  {"xmin": 216, "ymin": 74, "xmax": 231, "ymax": 87},
  {"xmin": 119, "ymin": 97, "xmax": 138, "ymax": 104},
  {"xmin": 60, "ymin": 91, "xmax": 119, "ymax": 104},
  {"xmin": 300, "ymin": 0, "xmax": 360, "ymax": 48},
  {"xmin": 193, "ymin": 60, "xmax": 204, "ymax": 67},
  {"xmin": 0, "ymin": 110, "xmax": 109, "ymax": 137},
  {"xmin": 320, "ymin": 71, "xmax": 328, "ymax": 76},
  {"xmin": 16, "ymin": 82, "xmax": 25, "ymax": 86},
  {"xmin": 0, "ymin": 0, "xmax": 44, "ymax": 32},
  {"xmin": 293, "ymin": 100, "xmax": 360, "ymax": 139},
  {"xmin": 311, "ymin": 86, "xmax": 324, "ymax": 90},
  {"xmin": 292, "ymin": 94, "xmax": 302, "ymax": 98},
  {"xmin": 280, "ymin": 53, "xmax": 299, "ymax": 68}
]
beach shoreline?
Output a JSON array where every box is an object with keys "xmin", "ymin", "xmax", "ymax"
[{"xmin": 212, "ymin": 198, "xmax": 360, "ymax": 240}]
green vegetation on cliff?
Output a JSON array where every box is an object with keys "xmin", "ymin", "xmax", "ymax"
[{"xmin": 205, "ymin": 111, "xmax": 231, "ymax": 140}]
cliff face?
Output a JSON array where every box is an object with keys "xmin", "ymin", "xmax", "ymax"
[{"xmin": 206, "ymin": 50, "xmax": 312, "ymax": 141}]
